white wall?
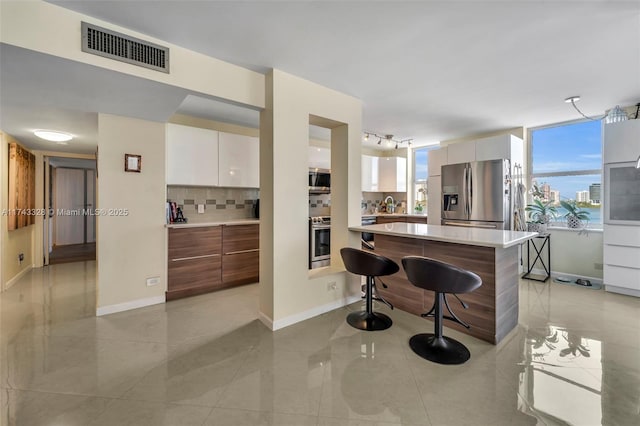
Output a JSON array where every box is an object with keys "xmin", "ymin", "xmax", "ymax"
[
  {"xmin": 524, "ymin": 228, "xmax": 603, "ymax": 280},
  {"xmin": 96, "ymin": 114, "xmax": 166, "ymax": 313}
]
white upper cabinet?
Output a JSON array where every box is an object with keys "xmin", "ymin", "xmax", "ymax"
[
  {"xmin": 308, "ymin": 146, "xmax": 331, "ymax": 170},
  {"xmin": 362, "ymin": 155, "xmax": 379, "ymax": 192},
  {"xmin": 604, "ymin": 119, "xmax": 640, "ymax": 164},
  {"xmin": 167, "ymin": 123, "xmax": 219, "ymax": 186},
  {"xmin": 428, "ymin": 147, "xmax": 447, "ymax": 177},
  {"xmin": 475, "ymin": 134, "xmax": 523, "ymax": 167},
  {"xmin": 446, "ymin": 140, "xmax": 476, "ymax": 164},
  {"xmin": 378, "ymin": 156, "xmax": 407, "ymax": 192},
  {"xmin": 218, "ymin": 132, "xmax": 259, "ymax": 188}
]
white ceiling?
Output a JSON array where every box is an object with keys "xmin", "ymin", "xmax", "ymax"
[{"xmin": 1, "ymin": 1, "xmax": 639, "ymax": 154}]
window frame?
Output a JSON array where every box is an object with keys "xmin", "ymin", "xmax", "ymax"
[{"xmin": 527, "ymin": 118, "xmax": 603, "ymax": 228}]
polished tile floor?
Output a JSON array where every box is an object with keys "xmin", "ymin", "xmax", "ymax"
[{"xmin": 1, "ymin": 261, "xmax": 639, "ymax": 425}]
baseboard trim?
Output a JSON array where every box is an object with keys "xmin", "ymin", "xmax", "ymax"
[
  {"xmin": 3, "ymin": 264, "xmax": 33, "ymax": 292},
  {"xmin": 96, "ymin": 295, "xmax": 165, "ymax": 316},
  {"xmin": 526, "ymin": 268, "xmax": 603, "ymax": 285},
  {"xmin": 604, "ymin": 285, "xmax": 640, "ymax": 298},
  {"xmin": 259, "ymin": 294, "xmax": 361, "ymax": 331}
]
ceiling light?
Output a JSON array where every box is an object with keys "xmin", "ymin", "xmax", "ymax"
[
  {"xmin": 564, "ymin": 96, "xmax": 580, "ymax": 103},
  {"xmin": 365, "ymin": 131, "xmax": 414, "ymax": 149},
  {"xmin": 564, "ymin": 96, "xmax": 605, "ymax": 121},
  {"xmin": 34, "ymin": 130, "xmax": 73, "ymax": 142}
]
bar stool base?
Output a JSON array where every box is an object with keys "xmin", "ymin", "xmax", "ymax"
[
  {"xmin": 409, "ymin": 333, "xmax": 470, "ymax": 364},
  {"xmin": 347, "ymin": 311, "xmax": 393, "ymax": 331}
]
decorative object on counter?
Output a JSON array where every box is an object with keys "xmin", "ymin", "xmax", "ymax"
[
  {"xmin": 402, "ymin": 256, "xmax": 482, "ymax": 364},
  {"xmin": 559, "ymin": 200, "xmax": 590, "ymax": 229},
  {"xmin": 124, "ymin": 153, "xmax": 141, "ymax": 172},
  {"xmin": 415, "ymin": 186, "xmax": 426, "ymax": 213},
  {"xmin": 167, "ymin": 201, "xmax": 187, "ymax": 223},
  {"xmin": 384, "ymin": 195, "xmax": 395, "ymax": 214}
]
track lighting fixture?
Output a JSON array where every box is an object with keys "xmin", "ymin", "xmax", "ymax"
[{"xmin": 364, "ymin": 131, "xmax": 413, "ymax": 149}]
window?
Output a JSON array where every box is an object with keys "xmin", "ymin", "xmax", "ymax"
[
  {"xmin": 530, "ymin": 120, "xmax": 602, "ymax": 226},
  {"xmin": 412, "ymin": 147, "xmax": 430, "ymax": 213}
]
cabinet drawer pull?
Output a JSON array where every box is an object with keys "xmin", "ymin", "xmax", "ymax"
[
  {"xmin": 171, "ymin": 254, "xmax": 220, "ymax": 262},
  {"xmin": 225, "ymin": 248, "xmax": 259, "ymax": 255}
]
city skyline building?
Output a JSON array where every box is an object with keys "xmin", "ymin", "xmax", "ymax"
[
  {"xmin": 576, "ymin": 190, "xmax": 589, "ymax": 202},
  {"xmin": 590, "ymin": 183, "xmax": 601, "ymax": 205}
]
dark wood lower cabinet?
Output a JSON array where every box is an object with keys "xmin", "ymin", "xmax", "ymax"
[
  {"xmin": 167, "ymin": 255, "xmax": 222, "ymax": 300},
  {"xmin": 167, "ymin": 223, "xmax": 259, "ymax": 301},
  {"xmin": 222, "ymin": 250, "xmax": 259, "ymax": 286}
]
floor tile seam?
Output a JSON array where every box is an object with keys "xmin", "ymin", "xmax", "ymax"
[
  {"xmin": 206, "ymin": 348, "xmax": 256, "ymax": 409},
  {"xmin": 400, "ymin": 348, "xmax": 435, "ymax": 426}
]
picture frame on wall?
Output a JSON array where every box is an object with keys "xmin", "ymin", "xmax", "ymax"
[{"xmin": 124, "ymin": 154, "xmax": 142, "ymax": 172}]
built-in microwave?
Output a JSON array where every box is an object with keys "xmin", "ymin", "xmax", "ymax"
[{"xmin": 309, "ymin": 168, "xmax": 330, "ymax": 193}]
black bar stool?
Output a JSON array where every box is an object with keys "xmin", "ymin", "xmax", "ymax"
[
  {"xmin": 340, "ymin": 247, "xmax": 399, "ymax": 331},
  {"xmin": 401, "ymin": 256, "xmax": 482, "ymax": 364}
]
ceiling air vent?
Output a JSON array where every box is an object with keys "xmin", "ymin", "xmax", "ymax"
[{"xmin": 81, "ymin": 22, "xmax": 169, "ymax": 73}]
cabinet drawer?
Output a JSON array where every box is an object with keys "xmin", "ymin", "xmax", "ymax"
[
  {"xmin": 376, "ymin": 216, "xmax": 406, "ymax": 224},
  {"xmin": 222, "ymin": 250, "xmax": 259, "ymax": 286},
  {"xmin": 604, "ymin": 245, "xmax": 640, "ymax": 268},
  {"xmin": 168, "ymin": 255, "xmax": 222, "ymax": 295},
  {"xmin": 604, "ymin": 264, "xmax": 640, "ymax": 290},
  {"xmin": 223, "ymin": 224, "xmax": 259, "ymax": 253},
  {"xmin": 169, "ymin": 226, "xmax": 221, "ymax": 259},
  {"xmin": 406, "ymin": 216, "xmax": 428, "ymax": 224},
  {"xmin": 604, "ymin": 225, "xmax": 640, "ymax": 247}
]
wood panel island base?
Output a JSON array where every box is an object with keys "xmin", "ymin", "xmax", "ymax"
[{"xmin": 349, "ymin": 223, "xmax": 537, "ymax": 344}]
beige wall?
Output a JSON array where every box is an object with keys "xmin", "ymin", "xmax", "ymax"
[
  {"xmin": 96, "ymin": 114, "xmax": 166, "ymax": 312},
  {"xmin": 0, "ymin": 131, "xmax": 35, "ymax": 289},
  {"xmin": 260, "ymin": 70, "xmax": 362, "ymax": 326}
]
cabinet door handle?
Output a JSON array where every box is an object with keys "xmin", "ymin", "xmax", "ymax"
[
  {"xmin": 171, "ymin": 253, "xmax": 220, "ymax": 262},
  {"xmin": 225, "ymin": 248, "xmax": 259, "ymax": 255}
]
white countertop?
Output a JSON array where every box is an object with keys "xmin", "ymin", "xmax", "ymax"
[
  {"xmin": 349, "ymin": 222, "xmax": 537, "ymax": 248},
  {"xmin": 361, "ymin": 213, "xmax": 428, "ymax": 218},
  {"xmin": 166, "ymin": 219, "xmax": 259, "ymax": 228}
]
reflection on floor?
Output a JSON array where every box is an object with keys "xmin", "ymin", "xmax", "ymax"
[
  {"xmin": 1, "ymin": 261, "xmax": 639, "ymax": 425},
  {"xmin": 48, "ymin": 242, "xmax": 96, "ymax": 265}
]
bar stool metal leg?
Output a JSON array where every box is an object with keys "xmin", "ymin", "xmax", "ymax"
[
  {"xmin": 347, "ymin": 276, "xmax": 393, "ymax": 331},
  {"xmin": 409, "ymin": 292, "xmax": 471, "ymax": 364}
]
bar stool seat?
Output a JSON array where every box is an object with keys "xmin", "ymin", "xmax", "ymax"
[
  {"xmin": 402, "ymin": 256, "xmax": 482, "ymax": 364},
  {"xmin": 341, "ymin": 247, "xmax": 399, "ymax": 331}
]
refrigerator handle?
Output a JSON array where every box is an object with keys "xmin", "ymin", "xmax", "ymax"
[
  {"xmin": 468, "ymin": 163, "xmax": 473, "ymax": 217},
  {"xmin": 462, "ymin": 165, "xmax": 468, "ymax": 216}
]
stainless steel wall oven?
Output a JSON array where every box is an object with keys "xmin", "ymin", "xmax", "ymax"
[{"xmin": 309, "ymin": 216, "xmax": 330, "ymax": 269}]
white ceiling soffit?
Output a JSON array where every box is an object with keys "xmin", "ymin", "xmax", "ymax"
[
  {"xmin": 176, "ymin": 95, "xmax": 261, "ymax": 129},
  {"xmin": 47, "ymin": 0, "xmax": 640, "ymax": 147},
  {"xmin": 0, "ymin": 44, "xmax": 190, "ymax": 153},
  {"xmin": 48, "ymin": 157, "xmax": 97, "ymax": 170}
]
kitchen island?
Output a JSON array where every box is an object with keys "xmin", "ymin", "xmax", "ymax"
[{"xmin": 348, "ymin": 222, "xmax": 537, "ymax": 344}]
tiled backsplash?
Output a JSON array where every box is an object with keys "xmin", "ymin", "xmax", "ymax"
[
  {"xmin": 308, "ymin": 192, "xmax": 408, "ymax": 217},
  {"xmin": 309, "ymin": 193, "xmax": 331, "ymax": 217},
  {"xmin": 362, "ymin": 192, "xmax": 407, "ymax": 214},
  {"xmin": 167, "ymin": 186, "xmax": 259, "ymax": 223}
]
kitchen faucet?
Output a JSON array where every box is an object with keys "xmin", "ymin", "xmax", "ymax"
[{"xmin": 384, "ymin": 196, "xmax": 395, "ymax": 213}]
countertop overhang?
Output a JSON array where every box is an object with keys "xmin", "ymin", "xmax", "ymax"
[
  {"xmin": 166, "ymin": 219, "xmax": 259, "ymax": 228},
  {"xmin": 350, "ymin": 222, "xmax": 537, "ymax": 249}
]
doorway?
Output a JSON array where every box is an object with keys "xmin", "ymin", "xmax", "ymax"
[{"xmin": 45, "ymin": 157, "xmax": 97, "ymax": 265}]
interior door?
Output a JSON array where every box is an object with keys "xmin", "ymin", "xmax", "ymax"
[
  {"xmin": 54, "ymin": 168, "xmax": 85, "ymax": 246},
  {"xmin": 86, "ymin": 169, "xmax": 96, "ymax": 243}
]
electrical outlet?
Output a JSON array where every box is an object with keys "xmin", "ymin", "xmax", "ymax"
[
  {"xmin": 197, "ymin": 204, "xmax": 205, "ymax": 214},
  {"xmin": 146, "ymin": 277, "xmax": 160, "ymax": 286},
  {"xmin": 327, "ymin": 281, "xmax": 337, "ymax": 291},
  {"xmin": 18, "ymin": 253, "xmax": 24, "ymax": 263}
]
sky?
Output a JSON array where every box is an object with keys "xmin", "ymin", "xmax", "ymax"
[{"xmin": 531, "ymin": 120, "xmax": 602, "ymax": 201}]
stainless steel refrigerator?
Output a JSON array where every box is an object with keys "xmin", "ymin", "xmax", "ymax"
[{"xmin": 441, "ymin": 159, "xmax": 511, "ymax": 230}]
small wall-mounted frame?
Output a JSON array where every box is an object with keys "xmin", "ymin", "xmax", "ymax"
[{"xmin": 124, "ymin": 154, "xmax": 142, "ymax": 173}]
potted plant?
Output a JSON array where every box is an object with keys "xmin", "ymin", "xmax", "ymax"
[
  {"xmin": 525, "ymin": 199, "xmax": 557, "ymax": 233},
  {"xmin": 559, "ymin": 200, "xmax": 590, "ymax": 229}
]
